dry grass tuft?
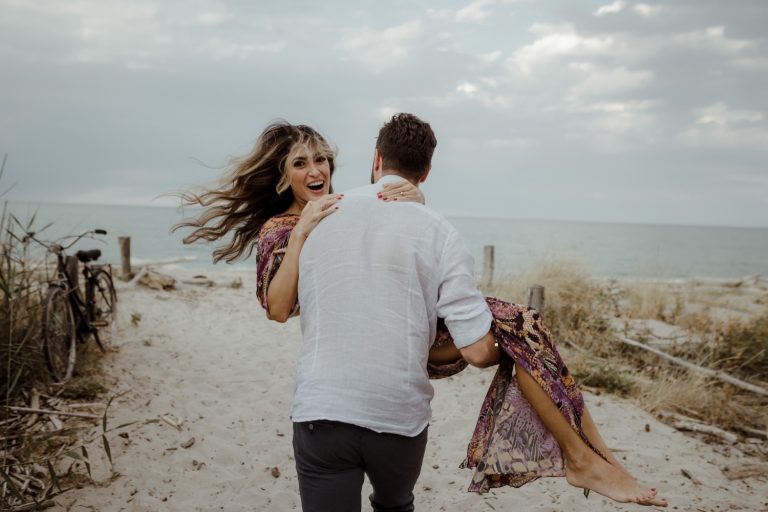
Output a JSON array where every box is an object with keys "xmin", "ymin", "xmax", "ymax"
[
  {"xmin": 1, "ymin": 166, "xmax": 122, "ymax": 509},
  {"xmin": 1, "ymin": 203, "xmax": 49, "ymax": 405},
  {"xmin": 571, "ymin": 361, "xmax": 635, "ymax": 396},
  {"xmin": 483, "ymin": 261, "xmax": 768, "ymax": 436},
  {"xmin": 672, "ymin": 312, "xmax": 768, "ymax": 382},
  {"xmin": 485, "ymin": 261, "xmax": 618, "ymax": 357},
  {"xmin": 622, "ymin": 282, "xmax": 683, "ymax": 322},
  {"xmin": 637, "ymin": 369, "xmax": 763, "ymax": 431}
]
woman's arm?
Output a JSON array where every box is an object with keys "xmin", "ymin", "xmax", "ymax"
[
  {"xmin": 428, "ymin": 341, "xmax": 463, "ymax": 365},
  {"xmin": 266, "ymin": 194, "xmax": 342, "ymax": 322}
]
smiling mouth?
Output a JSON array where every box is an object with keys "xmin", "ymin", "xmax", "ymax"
[{"xmin": 307, "ymin": 181, "xmax": 325, "ymax": 191}]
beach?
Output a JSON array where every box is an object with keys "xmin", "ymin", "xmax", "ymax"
[{"xmin": 48, "ymin": 268, "xmax": 768, "ymax": 512}]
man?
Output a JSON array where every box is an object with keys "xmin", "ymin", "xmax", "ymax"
[{"xmin": 293, "ymin": 113, "xmax": 499, "ymax": 512}]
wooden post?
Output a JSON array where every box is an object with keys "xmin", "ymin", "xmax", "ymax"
[
  {"xmin": 118, "ymin": 236, "xmax": 131, "ymax": 281},
  {"xmin": 481, "ymin": 245, "xmax": 494, "ymax": 287},
  {"xmin": 527, "ymin": 284, "xmax": 545, "ymax": 311}
]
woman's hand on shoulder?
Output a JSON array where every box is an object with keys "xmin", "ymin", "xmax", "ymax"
[
  {"xmin": 378, "ymin": 181, "xmax": 425, "ymax": 205},
  {"xmin": 293, "ymin": 194, "xmax": 343, "ymax": 240}
]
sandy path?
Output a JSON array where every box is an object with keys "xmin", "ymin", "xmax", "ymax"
[{"xmin": 57, "ymin": 270, "xmax": 768, "ymax": 511}]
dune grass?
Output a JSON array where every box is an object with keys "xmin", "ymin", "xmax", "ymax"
[
  {"xmin": 1, "ymin": 165, "xmax": 122, "ymax": 509},
  {"xmin": 484, "ymin": 261, "xmax": 768, "ymax": 436}
]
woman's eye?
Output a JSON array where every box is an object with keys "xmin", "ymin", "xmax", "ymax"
[
  {"xmin": 293, "ymin": 160, "xmax": 305, "ymax": 168},
  {"xmin": 315, "ymin": 155, "xmax": 327, "ymax": 163}
]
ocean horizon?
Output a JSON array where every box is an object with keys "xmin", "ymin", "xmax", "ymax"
[{"xmin": 5, "ymin": 200, "xmax": 768, "ymax": 280}]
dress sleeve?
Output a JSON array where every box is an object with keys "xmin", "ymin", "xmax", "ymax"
[
  {"xmin": 427, "ymin": 318, "xmax": 469, "ymax": 379},
  {"xmin": 255, "ymin": 215, "xmax": 301, "ymax": 318}
]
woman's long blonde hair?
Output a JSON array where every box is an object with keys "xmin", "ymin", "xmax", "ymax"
[{"xmin": 174, "ymin": 122, "xmax": 336, "ymax": 263}]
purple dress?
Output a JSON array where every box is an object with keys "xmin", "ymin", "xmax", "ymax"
[{"xmin": 256, "ymin": 213, "xmax": 597, "ymax": 493}]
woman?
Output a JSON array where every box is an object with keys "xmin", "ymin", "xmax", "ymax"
[{"xmin": 177, "ymin": 121, "xmax": 667, "ymax": 507}]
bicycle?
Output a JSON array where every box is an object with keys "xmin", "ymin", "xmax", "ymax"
[{"xmin": 24, "ymin": 229, "xmax": 118, "ymax": 382}]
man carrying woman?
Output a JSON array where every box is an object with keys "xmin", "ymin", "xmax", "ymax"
[{"xmin": 177, "ymin": 115, "xmax": 667, "ymax": 511}]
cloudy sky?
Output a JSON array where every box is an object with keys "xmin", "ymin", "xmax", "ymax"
[{"xmin": 1, "ymin": 0, "xmax": 766, "ymax": 227}]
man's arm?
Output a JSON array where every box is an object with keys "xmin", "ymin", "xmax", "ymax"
[
  {"xmin": 428, "ymin": 332, "xmax": 500, "ymax": 368},
  {"xmin": 435, "ymin": 228, "xmax": 498, "ymax": 369},
  {"xmin": 459, "ymin": 331, "xmax": 500, "ymax": 368}
]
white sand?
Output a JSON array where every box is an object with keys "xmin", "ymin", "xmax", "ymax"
[{"xmin": 57, "ymin": 269, "xmax": 768, "ymax": 511}]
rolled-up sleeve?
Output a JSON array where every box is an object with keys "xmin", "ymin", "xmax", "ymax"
[{"xmin": 435, "ymin": 229, "xmax": 493, "ymax": 348}]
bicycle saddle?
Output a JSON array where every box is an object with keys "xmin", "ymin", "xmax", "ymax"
[{"xmin": 76, "ymin": 249, "xmax": 101, "ymax": 263}]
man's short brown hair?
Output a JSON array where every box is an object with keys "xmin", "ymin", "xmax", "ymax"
[{"xmin": 376, "ymin": 113, "xmax": 437, "ymax": 182}]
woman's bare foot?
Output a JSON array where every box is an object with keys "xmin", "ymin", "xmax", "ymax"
[{"xmin": 565, "ymin": 450, "xmax": 668, "ymax": 507}]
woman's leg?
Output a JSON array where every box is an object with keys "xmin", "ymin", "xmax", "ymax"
[{"xmin": 515, "ymin": 367, "xmax": 668, "ymax": 507}]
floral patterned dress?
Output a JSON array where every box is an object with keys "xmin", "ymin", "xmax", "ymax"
[{"xmin": 256, "ymin": 213, "xmax": 597, "ymax": 493}]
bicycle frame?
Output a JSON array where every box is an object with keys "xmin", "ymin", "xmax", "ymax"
[{"xmin": 49, "ymin": 248, "xmax": 92, "ymax": 341}]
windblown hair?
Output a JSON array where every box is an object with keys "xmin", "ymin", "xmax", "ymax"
[
  {"xmin": 376, "ymin": 113, "xmax": 437, "ymax": 182},
  {"xmin": 173, "ymin": 122, "xmax": 336, "ymax": 263}
]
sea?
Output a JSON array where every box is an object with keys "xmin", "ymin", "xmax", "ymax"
[{"xmin": 5, "ymin": 201, "xmax": 768, "ymax": 281}]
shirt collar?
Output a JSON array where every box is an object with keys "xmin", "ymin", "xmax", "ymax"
[{"xmin": 377, "ymin": 174, "xmax": 408, "ymax": 186}]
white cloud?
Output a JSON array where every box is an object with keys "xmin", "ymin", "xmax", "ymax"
[
  {"xmin": 447, "ymin": 0, "xmax": 532, "ymax": 23},
  {"xmin": 511, "ymin": 24, "xmax": 616, "ymax": 74},
  {"xmin": 199, "ymin": 39, "xmax": 285, "ymax": 60},
  {"xmin": 375, "ymin": 106, "xmax": 402, "ymax": 121},
  {"xmin": 563, "ymin": 99, "xmax": 658, "ymax": 150},
  {"xmin": 730, "ymin": 57, "xmax": 768, "ymax": 70},
  {"xmin": 455, "ymin": 0, "xmax": 495, "ymax": 22},
  {"xmin": 478, "ymin": 50, "xmax": 503, "ymax": 64},
  {"xmin": 196, "ymin": 8, "xmax": 233, "ymax": 27},
  {"xmin": 672, "ymin": 26, "xmax": 753, "ymax": 54},
  {"xmin": 568, "ymin": 99, "xmax": 656, "ymax": 114},
  {"xmin": 451, "ymin": 135, "xmax": 534, "ymax": 150},
  {"xmin": 680, "ymin": 102, "xmax": 768, "ymax": 149},
  {"xmin": 456, "ymin": 81, "xmax": 478, "ymax": 95},
  {"xmin": 425, "ymin": 8, "xmax": 453, "ymax": 20},
  {"xmin": 487, "ymin": 137, "xmax": 534, "ymax": 148},
  {"xmin": 633, "ymin": 3, "xmax": 665, "ymax": 18},
  {"xmin": 337, "ymin": 20, "xmax": 422, "ymax": 71},
  {"xmin": 568, "ymin": 64, "xmax": 654, "ymax": 98},
  {"xmin": 594, "ymin": 1, "xmax": 625, "ymax": 17}
]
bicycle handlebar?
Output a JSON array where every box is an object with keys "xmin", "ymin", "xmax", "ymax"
[{"xmin": 23, "ymin": 228, "xmax": 109, "ymax": 253}]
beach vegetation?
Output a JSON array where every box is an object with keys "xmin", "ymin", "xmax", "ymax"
[
  {"xmin": 485, "ymin": 262, "xmax": 768, "ymax": 437},
  {"xmin": 483, "ymin": 260, "xmax": 618, "ymax": 357},
  {"xmin": 622, "ymin": 282, "xmax": 684, "ymax": 323},
  {"xmin": 1, "ymin": 162, "xmax": 125, "ymax": 509},
  {"xmin": 571, "ymin": 361, "xmax": 635, "ymax": 396}
]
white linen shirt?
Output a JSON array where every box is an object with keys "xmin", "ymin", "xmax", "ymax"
[{"xmin": 292, "ymin": 175, "xmax": 492, "ymax": 436}]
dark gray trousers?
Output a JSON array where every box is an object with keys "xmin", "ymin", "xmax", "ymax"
[{"xmin": 293, "ymin": 421, "xmax": 428, "ymax": 512}]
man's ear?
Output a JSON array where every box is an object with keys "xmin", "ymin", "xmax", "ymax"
[
  {"xmin": 419, "ymin": 165, "xmax": 431, "ymax": 183},
  {"xmin": 372, "ymin": 150, "xmax": 384, "ymax": 182}
]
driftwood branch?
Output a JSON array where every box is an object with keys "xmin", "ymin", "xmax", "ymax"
[
  {"xmin": 1, "ymin": 499, "xmax": 56, "ymax": 511},
  {"xmin": 673, "ymin": 420, "xmax": 739, "ymax": 444},
  {"xmin": 659, "ymin": 411, "xmax": 739, "ymax": 443},
  {"xmin": 4, "ymin": 406, "xmax": 101, "ymax": 419},
  {"xmin": 617, "ymin": 336, "xmax": 768, "ymax": 397}
]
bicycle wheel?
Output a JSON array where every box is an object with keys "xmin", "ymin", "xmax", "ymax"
[
  {"xmin": 42, "ymin": 286, "xmax": 77, "ymax": 382},
  {"xmin": 91, "ymin": 269, "xmax": 118, "ymax": 351}
]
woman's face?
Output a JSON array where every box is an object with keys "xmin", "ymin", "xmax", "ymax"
[{"xmin": 286, "ymin": 144, "xmax": 332, "ymax": 207}]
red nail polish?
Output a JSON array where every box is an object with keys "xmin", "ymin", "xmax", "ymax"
[{"xmin": 393, "ymin": 197, "xmax": 398, "ymax": 201}]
